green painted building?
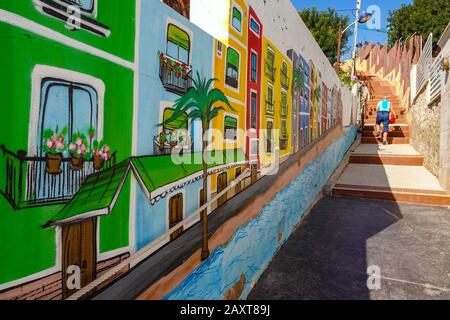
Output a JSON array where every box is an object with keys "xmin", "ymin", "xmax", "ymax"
[{"xmin": 0, "ymin": 0, "xmax": 136, "ymax": 298}]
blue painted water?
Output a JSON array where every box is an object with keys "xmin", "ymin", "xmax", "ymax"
[{"xmin": 165, "ymin": 126, "xmax": 357, "ymax": 300}]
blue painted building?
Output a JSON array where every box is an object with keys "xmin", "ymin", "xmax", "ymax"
[
  {"xmin": 298, "ymin": 54, "xmax": 310, "ymax": 148},
  {"xmin": 131, "ymin": 0, "xmax": 217, "ymax": 251}
]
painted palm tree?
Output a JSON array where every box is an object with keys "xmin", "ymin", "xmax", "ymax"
[
  {"xmin": 292, "ymin": 67, "xmax": 305, "ymax": 94},
  {"xmin": 163, "ymin": 71, "xmax": 235, "ymax": 260}
]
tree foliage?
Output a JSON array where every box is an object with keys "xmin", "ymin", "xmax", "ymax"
[
  {"xmin": 299, "ymin": 7, "xmax": 351, "ymax": 64},
  {"xmin": 387, "ymin": 0, "xmax": 450, "ymax": 48}
]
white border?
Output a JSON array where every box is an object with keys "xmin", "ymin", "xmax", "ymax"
[{"xmin": 28, "ymin": 65, "xmax": 105, "ymax": 156}]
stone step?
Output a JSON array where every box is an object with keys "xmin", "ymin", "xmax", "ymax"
[
  {"xmin": 362, "ymin": 130, "xmax": 409, "ymax": 138},
  {"xmin": 364, "ymin": 124, "xmax": 409, "ymax": 131},
  {"xmin": 333, "ymin": 164, "xmax": 450, "ymax": 206},
  {"xmin": 361, "ymin": 136, "xmax": 410, "ymax": 144},
  {"xmin": 332, "ymin": 186, "xmax": 450, "ymax": 206},
  {"xmin": 349, "ymin": 154, "xmax": 423, "ymax": 166}
]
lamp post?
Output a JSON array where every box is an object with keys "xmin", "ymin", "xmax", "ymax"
[{"xmin": 335, "ymin": 1, "xmax": 373, "ymax": 75}]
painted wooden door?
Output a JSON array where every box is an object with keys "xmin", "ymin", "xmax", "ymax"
[
  {"xmin": 251, "ymin": 164, "xmax": 258, "ymax": 184},
  {"xmin": 217, "ymin": 172, "xmax": 228, "ymax": 207},
  {"xmin": 169, "ymin": 193, "xmax": 184, "ymax": 240},
  {"xmin": 235, "ymin": 167, "xmax": 242, "ymax": 194},
  {"xmin": 62, "ymin": 217, "xmax": 97, "ymax": 299}
]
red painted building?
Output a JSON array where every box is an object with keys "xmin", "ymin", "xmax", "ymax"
[{"xmin": 246, "ymin": 7, "xmax": 263, "ymax": 173}]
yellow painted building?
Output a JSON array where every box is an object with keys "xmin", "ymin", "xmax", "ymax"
[
  {"xmin": 208, "ymin": 0, "xmax": 248, "ymax": 204},
  {"xmin": 260, "ymin": 37, "xmax": 292, "ymax": 168}
]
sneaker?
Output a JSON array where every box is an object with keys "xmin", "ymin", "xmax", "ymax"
[{"xmin": 383, "ymin": 140, "xmax": 388, "ymax": 145}]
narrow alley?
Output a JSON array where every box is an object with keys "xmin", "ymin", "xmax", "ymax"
[{"xmin": 249, "ymin": 73, "xmax": 450, "ymax": 300}]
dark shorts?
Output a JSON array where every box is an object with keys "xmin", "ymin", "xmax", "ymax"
[{"xmin": 376, "ymin": 111, "xmax": 390, "ymax": 132}]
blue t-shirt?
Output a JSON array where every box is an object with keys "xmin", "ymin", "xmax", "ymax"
[{"xmin": 377, "ymin": 99, "xmax": 391, "ymax": 112}]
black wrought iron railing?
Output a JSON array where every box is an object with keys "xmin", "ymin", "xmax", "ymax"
[
  {"xmin": 153, "ymin": 135, "xmax": 193, "ymax": 156},
  {"xmin": 159, "ymin": 56, "xmax": 192, "ymax": 95},
  {"xmin": 0, "ymin": 144, "xmax": 116, "ymax": 209}
]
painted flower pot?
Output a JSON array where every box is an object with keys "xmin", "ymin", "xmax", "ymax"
[
  {"xmin": 93, "ymin": 155, "xmax": 105, "ymax": 171},
  {"xmin": 70, "ymin": 155, "xmax": 84, "ymax": 171},
  {"xmin": 46, "ymin": 153, "xmax": 62, "ymax": 175}
]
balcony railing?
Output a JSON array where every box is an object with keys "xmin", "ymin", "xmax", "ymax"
[
  {"xmin": 281, "ymin": 71, "xmax": 290, "ymax": 90},
  {"xmin": 0, "ymin": 145, "xmax": 116, "ymax": 209},
  {"xmin": 159, "ymin": 55, "xmax": 193, "ymax": 95},
  {"xmin": 265, "ymin": 97, "xmax": 274, "ymax": 115},
  {"xmin": 153, "ymin": 135, "xmax": 193, "ymax": 156},
  {"xmin": 265, "ymin": 61, "xmax": 276, "ymax": 82}
]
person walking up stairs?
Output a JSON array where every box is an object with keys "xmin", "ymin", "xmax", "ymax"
[{"xmin": 332, "ymin": 74, "xmax": 450, "ymax": 206}]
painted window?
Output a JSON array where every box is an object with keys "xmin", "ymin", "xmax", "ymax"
[
  {"xmin": 250, "ymin": 17, "xmax": 260, "ymax": 35},
  {"xmin": 217, "ymin": 41, "xmax": 223, "ymax": 57},
  {"xmin": 62, "ymin": 0, "xmax": 95, "ymax": 13},
  {"xmin": 266, "ymin": 84, "xmax": 274, "ymax": 114},
  {"xmin": 224, "ymin": 116, "xmax": 238, "ymax": 140},
  {"xmin": 38, "ymin": 79, "xmax": 98, "ymax": 153},
  {"xmin": 251, "ymin": 52, "xmax": 258, "ymax": 82},
  {"xmin": 163, "ymin": 108, "xmax": 188, "ymax": 134},
  {"xmin": 281, "ymin": 90, "xmax": 288, "ymax": 117},
  {"xmin": 231, "ymin": 7, "xmax": 242, "ymax": 32},
  {"xmin": 266, "ymin": 120, "xmax": 273, "ymax": 153},
  {"xmin": 226, "ymin": 47, "xmax": 240, "ymax": 89},
  {"xmin": 281, "ymin": 61, "xmax": 289, "ymax": 89},
  {"xmin": 265, "ymin": 47, "xmax": 275, "ymax": 81},
  {"xmin": 166, "ymin": 24, "xmax": 190, "ymax": 65},
  {"xmin": 251, "ymin": 92, "xmax": 257, "ymax": 129},
  {"xmin": 281, "ymin": 119, "xmax": 288, "ymax": 139}
]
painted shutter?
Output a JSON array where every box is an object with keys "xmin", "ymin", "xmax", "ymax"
[{"xmin": 168, "ymin": 24, "xmax": 190, "ymax": 51}]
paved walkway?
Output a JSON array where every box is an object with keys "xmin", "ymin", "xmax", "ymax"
[{"xmin": 248, "ymin": 196, "xmax": 450, "ymax": 300}]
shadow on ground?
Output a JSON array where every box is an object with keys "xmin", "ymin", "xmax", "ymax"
[{"xmin": 248, "ymin": 196, "xmax": 450, "ymax": 300}]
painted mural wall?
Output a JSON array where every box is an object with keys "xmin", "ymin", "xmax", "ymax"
[{"xmin": 0, "ymin": 0, "xmax": 357, "ymax": 300}]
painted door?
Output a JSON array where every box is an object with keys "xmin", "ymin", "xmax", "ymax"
[
  {"xmin": 169, "ymin": 193, "xmax": 184, "ymax": 240},
  {"xmin": 62, "ymin": 217, "xmax": 97, "ymax": 299},
  {"xmin": 235, "ymin": 167, "xmax": 242, "ymax": 194},
  {"xmin": 217, "ymin": 172, "xmax": 228, "ymax": 207},
  {"xmin": 251, "ymin": 164, "xmax": 258, "ymax": 184}
]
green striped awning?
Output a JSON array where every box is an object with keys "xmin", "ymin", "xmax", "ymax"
[
  {"xmin": 44, "ymin": 150, "xmax": 247, "ymax": 227},
  {"xmin": 224, "ymin": 116, "xmax": 237, "ymax": 129},
  {"xmin": 163, "ymin": 109, "xmax": 188, "ymax": 131},
  {"xmin": 168, "ymin": 24, "xmax": 190, "ymax": 51},
  {"xmin": 44, "ymin": 161, "xmax": 131, "ymax": 227},
  {"xmin": 227, "ymin": 48, "xmax": 239, "ymax": 68}
]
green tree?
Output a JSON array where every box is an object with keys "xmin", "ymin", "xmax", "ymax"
[
  {"xmin": 299, "ymin": 7, "xmax": 351, "ymax": 64},
  {"xmin": 163, "ymin": 72, "xmax": 234, "ymax": 261},
  {"xmin": 387, "ymin": 0, "xmax": 450, "ymax": 48}
]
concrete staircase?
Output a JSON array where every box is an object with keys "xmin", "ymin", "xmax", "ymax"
[{"xmin": 333, "ymin": 75, "xmax": 450, "ymax": 206}]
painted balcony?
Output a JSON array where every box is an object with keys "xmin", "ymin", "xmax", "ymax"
[
  {"xmin": 0, "ymin": 145, "xmax": 116, "ymax": 209},
  {"xmin": 265, "ymin": 97, "xmax": 274, "ymax": 115},
  {"xmin": 265, "ymin": 61, "xmax": 276, "ymax": 82},
  {"xmin": 153, "ymin": 134, "xmax": 193, "ymax": 156},
  {"xmin": 159, "ymin": 55, "xmax": 193, "ymax": 95}
]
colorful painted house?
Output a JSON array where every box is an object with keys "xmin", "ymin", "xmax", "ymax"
[
  {"xmin": 0, "ymin": 0, "xmax": 136, "ymax": 299},
  {"xmin": 260, "ymin": 37, "xmax": 293, "ymax": 167},
  {"xmin": 246, "ymin": 6, "xmax": 263, "ymax": 181},
  {"xmin": 190, "ymin": 0, "xmax": 249, "ymax": 207},
  {"xmin": 299, "ymin": 54, "xmax": 311, "ymax": 149},
  {"xmin": 321, "ymin": 82, "xmax": 329, "ymax": 134}
]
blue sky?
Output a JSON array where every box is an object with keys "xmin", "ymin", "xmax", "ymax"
[{"xmin": 292, "ymin": 0, "xmax": 413, "ymax": 58}]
